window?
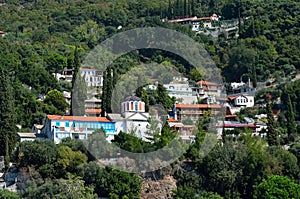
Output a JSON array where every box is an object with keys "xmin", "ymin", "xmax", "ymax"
[
  {"xmin": 137, "ymin": 130, "xmax": 142, "ymax": 138},
  {"xmin": 56, "ymin": 122, "xmax": 60, "ymax": 127},
  {"xmin": 131, "ymin": 102, "xmax": 134, "ymax": 110},
  {"xmin": 65, "ymin": 122, "xmax": 70, "ymax": 127}
]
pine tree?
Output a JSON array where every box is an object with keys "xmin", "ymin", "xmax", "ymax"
[
  {"xmin": 0, "ymin": 68, "xmax": 17, "ymax": 169},
  {"xmin": 286, "ymin": 94, "xmax": 296, "ymax": 142},
  {"xmin": 266, "ymin": 99, "xmax": 279, "ymax": 146}
]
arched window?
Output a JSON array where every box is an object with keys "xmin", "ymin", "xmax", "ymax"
[
  {"xmin": 135, "ymin": 102, "xmax": 138, "ymax": 111},
  {"xmin": 131, "ymin": 102, "xmax": 134, "ymax": 110},
  {"xmin": 137, "ymin": 130, "xmax": 142, "ymax": 138}
]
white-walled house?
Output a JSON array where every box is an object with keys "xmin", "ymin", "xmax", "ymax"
[
  {"xmin": 229, "ymin": 95, "xmax": 254, "ymax": 108},
  {"xmin": 80, "ymin": 68, "xmax": 103, "ymax": 87},
  {"xmin": 163, "ymin": 77, "xmax": 197, "ymax": 104}
]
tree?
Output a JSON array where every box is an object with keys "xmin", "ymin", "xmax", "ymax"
[
  {"xmin": 22, "ymin": 176, "xmax": 97, "ymax": 199},
  {"xmin": 101, "ymin": 67, "xmax": 113, "ymax": 116},
  {"xmin": 55, "ymin": 145, "xmax": 87, "ymax": 178},
  {"xmin": 70, "ymin": 46, "xmax": 87, "ymax": 116},
  {"xmin": 0, "ymin": 68, "xmax": 17, "ymax": 169},
  {"xmin": 100, "ymin": 70, "xmax": 107, "ymax": 117},
  {"xmin": 0, "ymin": 189, "xmax": 20, "ymax": 199},
  {"xmin": 46, "ymin": 53, "xmax": 67, "ymax": 74},
  {"xmin": 80, "ymin": 162, "xmax": 142, "ymax": 198},
  {"xmin": 254, "ymin": 175, "xmax": 300, "ymax": 199},
  {"xmin": 71, "ymin": 74, "xmax": 87, "ymax": 116},
  {"xmin": 266, "ymin": 99, "xmax": 279, "ymax": 146},
  {"xmin": 156, "ymin": 83, "xmax": 174, "ymax": 110},
  {"xmin": 44, "ymin": 89, "xmax": 68, "ymax": 114},
  {"xmin": 285, "ymin": 94, "xmax": 297, "ymax": 142},
  {"xmin": 13, "ymin": 140, "xmax": 58, "ymax": 177},
  {"xmin": 268, "ymin": 146, "xmax": 299, "ymax": 181}
]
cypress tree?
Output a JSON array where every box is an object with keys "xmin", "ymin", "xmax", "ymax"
[
  {"xmin": 191, "ymin": 0, "xmax": 195, "ymax": 16},
  {"xmin": 0, "ymin": 68, "xmax": 17, "ymax": 169},
  {"xmin": 286, "ymin": 94, "xmax": 296, "ymax": 142},
  {"xmin": 72, "ymin": 75, "xmax": 87, "ymax": 116},
  {"xmin": 184, "ymin": 0, "xmax": 187, "ymax": 17},
  {"xmin": 167, "ymin": 0, "xmax": 172, "ymax": 19},
  {"xmin": 71, "ymin": 46, "xmax": 80, "ymax": 116},
  {"xmin": 5, "ymin": 134, "xmax": 9, "ymax": 169},
  {"xmin": 266, "ymin": 99, "xmax": 279, "ymax": 146},
  {"xmin": 106, "ymin": 67, "xmax": 113, "ymax": 114},
  {"xmin": 100, "ymin": 70, "xmax": 107, "ymax": 117}
]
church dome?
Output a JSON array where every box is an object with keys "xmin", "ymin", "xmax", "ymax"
[
  {"xmin": 124, "ymin": 96, "xmax": 141, "ymax": 102},
  {"xmin": 121, "ymin": 96, "xmax": 145, "ymax": 113}
]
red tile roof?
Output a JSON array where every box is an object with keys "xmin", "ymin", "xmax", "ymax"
[
  {"xmin": 196, "ymin": 80, "xmax": 220, "ymax": 86},
  {"xmin": 225, "ymin": 115, "xmax": 238, "ymax": 118},
  {"xmin": 212, "ymin": 123, "xmax": 258, "ymax": 128},
  {"xmin": 80, "ymin": 67, "xmax": 101, "ymax": 71},
  {"xmin": 176, "ymin": 104, "xmax": 222, "ymax": 109},
  {"xmin": 47, "ymin": 115, "xmax": 112, "ymax": 122},
  {"xmin": 85, "ymin": 109, "xmax": 101, "ymax": 114},
  {"xmin": 167, "ymin": 118, "xmax": 179, "ymax": 122},
  {"xmin": 228, "ymin": 96, "xmax": 239, "ymax": 100}
]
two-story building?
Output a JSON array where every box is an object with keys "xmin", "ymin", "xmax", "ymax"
[
  {"xmin": 42, "ymin": 115, "xmax": 116, "ymax": 143},
  {"xmin": 228, "ymin": 95, "xmax": 255, "ymax": 108},
  {"xmin": 192, "ymin": 80, "xmax": 223, "ymax": 99},
  {"xmin": 163, "ymin": 77, "xmax": 197, "ymax": 104},
  {"xmin": 175, "ymin": 103, "xmax": 223, "ymax": 123}
]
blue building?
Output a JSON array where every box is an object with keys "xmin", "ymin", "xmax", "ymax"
[{"xmin": 42, "ymin": 115, "xmax": 116, "ymax": 143}]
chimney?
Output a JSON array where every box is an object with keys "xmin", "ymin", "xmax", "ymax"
[
  {"xmin": 248, "ymin": 77, "xmax": 251, "ymax": 89},
  {"xmin": 154, "ymin": 109, "xmax": 159, "ymax": 119}
]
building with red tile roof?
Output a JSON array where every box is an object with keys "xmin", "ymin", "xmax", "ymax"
[
  {"xmin": 42, "ymin": 115, "xmax": 116, "ymax": 143},
  {"xmin": 174, "ymin": 103, "xmax": 224, "ymax": 123}
]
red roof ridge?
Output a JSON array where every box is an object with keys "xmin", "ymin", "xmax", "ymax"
[
  {"xmin": 47, "ymin": 115, "xmax": 111, "ymax": 122},
  {"xmin": 196, "ymin": 80, "xmax": 221, "ymax": 86},
  {"xmin": 176, "ymin": 104, "xmax": 222, "ymax": 108}
]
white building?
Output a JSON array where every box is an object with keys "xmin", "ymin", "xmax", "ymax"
[
  {"xmin": 17, "ymin": 132, "xmax": 36, "ymax": 142},
  {"xmin": 80, "ymin": 68, "xmax": 103, "ymax": 87},
  {"xmin": 107, "ymin": 96, "xmax": 153, "ymax": 140},
  {"xmin": 163, "ymin": 77, "xmax": 197, "ymax": 104},
  {"xmin": 229, "ymin": 95, "xmax": 255, "ymax": 108}
]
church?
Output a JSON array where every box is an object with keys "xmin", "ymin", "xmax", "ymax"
[{"xmin": 107, "ymin": 96, "xmax": 151, "ymax": 140}]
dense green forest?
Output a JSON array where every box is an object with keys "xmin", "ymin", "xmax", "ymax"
[
  {"xmin": 0, "ymin": 0, "xmax": 299, "ymax": 127},
  {"xmin": 0, "ymin": 0, "xmax": 299, "ymax": 198}
]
